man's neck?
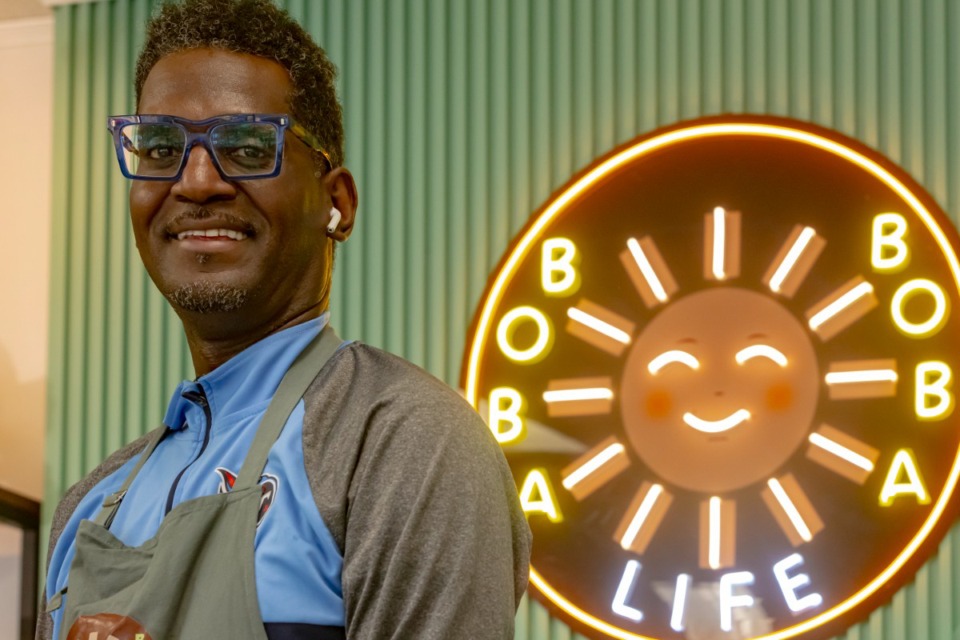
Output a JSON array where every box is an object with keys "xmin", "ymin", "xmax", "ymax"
[{"xmin": 181, "ymin": 302, "xmax": 326, "ymax": 376}]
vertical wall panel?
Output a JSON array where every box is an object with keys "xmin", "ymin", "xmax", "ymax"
[{"xmin": 44, "ymin": 1, "xmax": 960, "ymax": 638}]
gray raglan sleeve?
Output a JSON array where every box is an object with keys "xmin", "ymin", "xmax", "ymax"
[{"xmin": 304, "ymin": 347, "xmax": 531, "ymax": 640}]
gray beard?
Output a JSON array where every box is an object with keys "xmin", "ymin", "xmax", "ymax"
[{"xmin": 167, "ymin": 281, "xmax": 248, "ymax": 313}]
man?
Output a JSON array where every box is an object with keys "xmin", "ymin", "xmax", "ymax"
[{"xmin": 38, "ymin": 0, "xmax": 530, "ymax": 638}]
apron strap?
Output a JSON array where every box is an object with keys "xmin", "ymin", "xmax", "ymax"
[
  {"xmin": 235, "ymin": 325, "xmax": 343, "ymax": 489},
  {"xmin": 93, "ymin": 425, "xmax": 168, "ymax": 528}
]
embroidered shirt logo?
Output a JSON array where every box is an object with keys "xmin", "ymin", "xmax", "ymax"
[
  {"xmin": 214, "ymin": 467, "xmax": 279, "ymax": 525},
  {"xmin": 66, "ymin": 613, "xmax": 152, "ymax": 640}
]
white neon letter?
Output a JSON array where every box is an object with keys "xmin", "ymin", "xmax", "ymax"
[
  {"xmin": 871, "ymin": 213, "xmax": 909, "ymax": 272},
  {"xmin": 773, "ymin": 553, "xmax": 823, "ymax": 612},
  {"xmin": 916, "ymin": 361, "xmax": 954, "ymax": 420},
  {"xmin": 496, "ymin": 306, "xmax": 552, "ymax": 362},
  {"xmin": 518, "ymin": 469, "xmax": 562, "ymax": 522},
  {"xmin": 879, "ymin": 449, "xmax": 930, "ymax": 506},
  {"xmin": 488, "ymin": 387, "xmax": 525, "ymax": 443},
  {"xmin": 670, "ymin": 574, "xmax": 691, "ymax": 632},
  {"xmin": 891, "ymin": 279, "xmax": 949, "ymax": 337},
  {"xmin": 611, "ymin": 560, "xmax": 644, "ymax": 622},
  {"xmin": 541, "ymin": 238, "xmax": 580, "ymax": 296},
  {"xmin": 719, "ymin": 571, "xmax": 755, "ymax": 632}
]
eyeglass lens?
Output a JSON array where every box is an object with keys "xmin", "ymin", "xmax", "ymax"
[{"xmin": 119, "ymin": 122, "xmax": 281, "ymax": 178}]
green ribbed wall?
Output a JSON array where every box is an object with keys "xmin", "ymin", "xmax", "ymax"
[{"xmin": 45, "ymin": 1, "xmax": 960, "ymax": 638}]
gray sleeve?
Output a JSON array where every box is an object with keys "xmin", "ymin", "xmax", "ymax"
[{"xmin": 303, "ymin": 346, "xmax": 531, "ymax": 640}]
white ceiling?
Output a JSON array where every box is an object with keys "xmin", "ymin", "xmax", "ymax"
[{"xmin": 0, "ymin": 0, "xmax": 51, "ymax": 21}]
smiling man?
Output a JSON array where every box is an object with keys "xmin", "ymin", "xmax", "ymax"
[{"xmin": 38, "ymin": 1, "xmax": 530, "ymax": 639}]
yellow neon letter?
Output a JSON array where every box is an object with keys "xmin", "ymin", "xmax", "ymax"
[
  {"xmin": 518, "ymin": 469, "xmax": 563, "ymax": 522},
  {"xmin": 891, "ymin": 279, "xmax": 949, "ymax": 337},
  {"xmin": 879, "ymin": 449, "xmax": 930, "ymax": 506},
  {"xmin": 916, "ymin": 361, "xmax": 954, "ymax": 420},
  {"xmin": 541, "ymin": 237, "xmax": 581, "ymax": 296},
  {"xmin": 496, "ymin": 306, "xmax": 553, "ymax": 362},
  {"xmin": 488, "ymin": 387, "xmax": 526, "ymax": 443},
  {"xmin": 871, "ymin": 213, "xmax": 909, "ymax": 272}
]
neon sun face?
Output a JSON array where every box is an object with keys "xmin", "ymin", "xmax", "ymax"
[{"xmin": 622, "ymin": 286, "xmax": 819, "ymax": 494}]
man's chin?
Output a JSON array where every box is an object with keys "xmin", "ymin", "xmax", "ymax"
[{"xmin": 165, "ymin": 281, "xmax": 249, "ymax": 313}]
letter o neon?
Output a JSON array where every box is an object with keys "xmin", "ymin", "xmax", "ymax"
[
  {"xmin": 891, "ymin": 279, "xmax": 949, "ymax": 337},
  {"xmin": 496, "ymin": 306, "xmax": 553, "ymax": 362}
]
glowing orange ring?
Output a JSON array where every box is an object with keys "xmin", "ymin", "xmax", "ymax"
[{"xmin": 463, "ymin": 121, "xmax": 960, "ymax": 639}]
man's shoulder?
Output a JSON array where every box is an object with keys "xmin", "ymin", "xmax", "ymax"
[
  {"xmin": 308, "ymin": 341, "xmax": 475, "ymax": 418},
  {"xmin": 47, "ymin": 430, "xmax": 158, "ymax": 560},
  {"xmin": 299, "ymin": 341, "xmax": 506, "ymax": 551}
]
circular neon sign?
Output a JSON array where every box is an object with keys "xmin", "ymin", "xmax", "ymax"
[{"xmin": 462, "ymin": 117, "xmax": 960, "ymax": 639}]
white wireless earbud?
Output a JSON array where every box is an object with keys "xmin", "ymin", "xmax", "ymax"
[{"xmin": 327, "ymin": 207, "xmax": 342, "ymax": 234}]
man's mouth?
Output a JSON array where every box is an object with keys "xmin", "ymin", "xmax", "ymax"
[
  {"xmin": 682, "ymin": 409, "xmax": 751, "ymax": 433},
  {"xmin": 175, "ymin": 228, "xmax": 249, "ymax": 241}
]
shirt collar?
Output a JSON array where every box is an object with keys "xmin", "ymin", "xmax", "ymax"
[{"xmin": 163, "ymin": 313, "xmax": 329, "ymax": 430}]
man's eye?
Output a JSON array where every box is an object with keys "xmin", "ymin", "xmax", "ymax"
[
  {"xmin": 145, "ymin": 145, "xmax": 181, "ymax": 160},
  {"xmin": 735, "ymin": 344, "xmax": 788, "ymax": 367},
  {"xmin": 224, "ymin": 145, "xmax": 268, "ymax": 159},
  {"xmin": 647, "ymin": 350, "xmax": 700, "ymax": 375}
]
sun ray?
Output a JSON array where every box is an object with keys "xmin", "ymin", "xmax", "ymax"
[
  {"xmin": 700, "ymin": 496, "xmax": 736, "ymax": 569},
  {"xmin": 825, "ymin": 359, "xmax": 898, "ymax": 399},
  {"xmin": 566, "ymin": 300, "xmax": 635, "ymax": 356},
  {"xmin": 805, "ymin": 276, "xmax": 878, "ymax": 340},
  {"xmin": 762, "ymin": 474, "xmax": 824, "ymax": 547},
  {"xmin": 561, "ymin": 436, "xmax": 631, "ymax": 501},
  {"xmin": 543, "ymin": 377, "xmax": 615, "ymax": 417},
  {"xmin": 762, "ymin": 225, "xmax": 826, "ymax": 298},
  {"xmin": 807, "ymin": 424, "xmax": 880, "ymax": 484},
  {"xmin": 704, "ymin": 208, "xmax": 741, "ymax": 281},
  {"xmin": 620, "ymin": 237, "xmax": 678, "ymax": 308},
  {"xmin": 614, "ymin": 482, "xmax": 673, "ymax": 554}
]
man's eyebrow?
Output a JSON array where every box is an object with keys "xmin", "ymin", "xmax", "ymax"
[{"xmin": 746, "ymin": 333, "xmax": 768, "ymax": 339}]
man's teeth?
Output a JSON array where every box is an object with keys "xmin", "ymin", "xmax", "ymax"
[{"xmin": 176, "ymin": 229, "xmax": 247, "ymax": 240}]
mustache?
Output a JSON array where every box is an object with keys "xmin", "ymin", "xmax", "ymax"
[{"xmin": 163, "ymin": 207, "xmax": 257, "ymax": 235}]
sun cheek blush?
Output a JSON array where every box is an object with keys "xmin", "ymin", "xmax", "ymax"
[
  {"xmin": 645, "ymin": 389, "xmax": 673, "ymax": 418},
  {"xmin": 766, "ymin": 382, "xmax": 794, "ymax": 411}
]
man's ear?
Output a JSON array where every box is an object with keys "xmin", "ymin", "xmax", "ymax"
[{"xmin": 324, "ymin": 167, "xmax": 358, "ymax": 241}]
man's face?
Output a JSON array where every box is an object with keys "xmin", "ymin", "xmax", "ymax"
[{"xmin": 132, "ymin": 48, "xmax": 330, "ymax": 323}]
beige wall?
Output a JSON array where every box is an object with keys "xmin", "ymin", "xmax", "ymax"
[{"xmin": 0, "ymin": 17, "xmax": 53, "ymax": 502}]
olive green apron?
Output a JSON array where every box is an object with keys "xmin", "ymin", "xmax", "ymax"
[{"xmin": 53, "ymin": 326, "xmax": 342, "ymax": 640}]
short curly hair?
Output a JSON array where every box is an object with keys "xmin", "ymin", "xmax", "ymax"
[{"xmin": 135, "ymin": 0, "xmax": 344, "ymax": 168}]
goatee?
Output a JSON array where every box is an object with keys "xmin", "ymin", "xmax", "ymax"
[{"xmin": 167, "ymin": 281, "xmax": 248, "ymax": 313}]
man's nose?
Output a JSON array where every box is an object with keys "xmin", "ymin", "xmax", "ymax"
[{"xmin": 170, "ymin": 145, "xmax": 237, "ymax": 202}]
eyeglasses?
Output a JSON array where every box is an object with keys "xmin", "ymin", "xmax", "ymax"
[{"xmin": 107, "ymin": 113, "xmax": 333, "ymax": 181}]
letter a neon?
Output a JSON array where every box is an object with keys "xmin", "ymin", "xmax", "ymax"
[
  {"xmin": 879, "ymin": 449, "xmax": 930, "ymax": 506},
  {"xmin": 518, "ymin": 469, "xmax": 563, "ymax": 522}
]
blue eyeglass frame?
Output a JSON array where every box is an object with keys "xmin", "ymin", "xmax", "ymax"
[{"xmin": 106, "ymin": 113, "xmax": 334, "ymax": 181}]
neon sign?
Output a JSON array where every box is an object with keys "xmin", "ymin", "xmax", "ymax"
[{"xmin": 462, "ymin": 117, "xmax": 960, "ymax": 639}]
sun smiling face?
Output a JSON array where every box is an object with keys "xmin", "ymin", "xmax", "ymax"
[{"xmin": 620, "ymin": 287, "xmax": 819, "ymax": 493}]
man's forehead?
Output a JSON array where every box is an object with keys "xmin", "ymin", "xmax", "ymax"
[{"xmin": 138, "ymin": 48, "xmax": 292, "ymax": 116}]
